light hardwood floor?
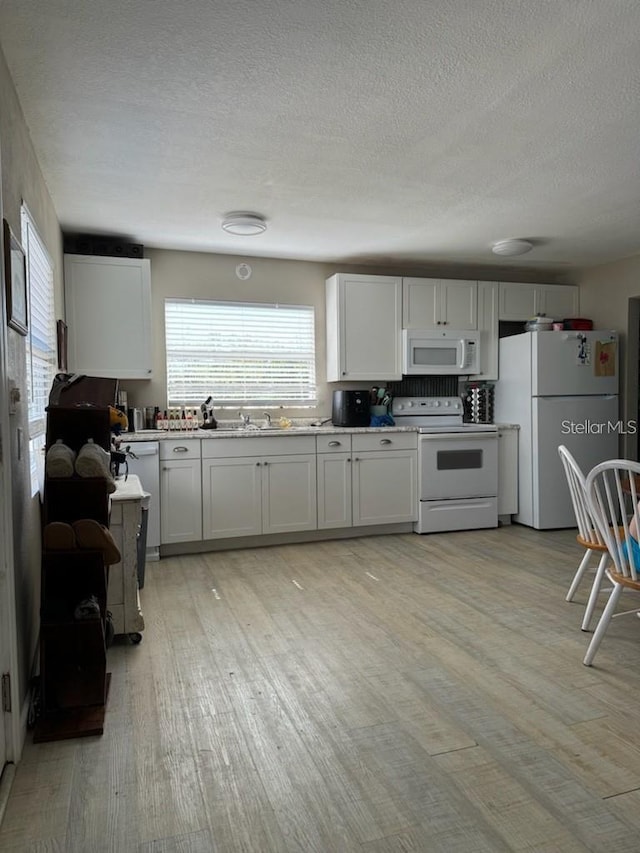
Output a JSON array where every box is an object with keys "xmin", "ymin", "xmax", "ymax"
[{"xmin": 3, "ymin": 525, "xmax": 640, "ymax": 852}]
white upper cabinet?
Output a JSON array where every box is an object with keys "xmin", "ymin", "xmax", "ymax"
[
  {"xmin": 537, "ymin": 284, "xmax": 580, "ymax": 320},
  {"xmin": 326, "ymin": 274, "xmax": 403, "ymax": 382},
  {"xmin": 498, "ymin": 282, "xmax": 579, "ymax": 321},
  {"xmin": 64, "ymin": 254, "xmax": 152, "ymax": 379},
  {"xmin": 402, "ymin": 278, "xmax": 477, "ymax": 330},
  {"xmin": 469, "ymin": 281, "xmax": 499, "ymax": 380},
  {"xmin": 498, "ymin": 282, "xmax": 537, "ymax": 320}
]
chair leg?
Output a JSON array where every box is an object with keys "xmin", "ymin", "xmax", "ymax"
[
  {"xmin": 581, "ymin": 553, "xmax": 609, "ymax": 631},
  {"xmin": 566, "ymin": 549, "xmax": 591, "ymax": 602},
  {"xmin": 583, "ymin": 582, "xmax": 623, "ymax": 666}
]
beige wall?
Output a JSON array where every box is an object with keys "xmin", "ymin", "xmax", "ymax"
[
  {"xmin": 120, "ymin": 250, "xmax": 334, "ymax": 417},
  {"xmin": 579, "ymin": 253, "xmax": 640, "ymax": 456},
  {"xmin": 0, "ymin": 46, "xmax": 63, "ymax": 714},
  {"xmin": 579, "ymin": 254, "xmax": 640, "ymax": 330},
  {"xmin": 120, "ymin": 250, "xmax": 576, "ymax": 418}
]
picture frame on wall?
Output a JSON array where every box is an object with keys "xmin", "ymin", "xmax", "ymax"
[
  {"xmin": 56, "ymin": 319, "xmax": 68, "ymax": 371},
  {"xmin": 3, "ymin": 218, "xmax": 28, "ymax": 336}
]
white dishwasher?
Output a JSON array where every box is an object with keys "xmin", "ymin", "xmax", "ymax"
[{"xmin": 124, "ymin": 441, "xmax": 160, "ymax": 562}]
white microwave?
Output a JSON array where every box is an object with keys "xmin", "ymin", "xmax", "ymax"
[{"xmin": 402, "ymin": 329, "xmax": 481, "ymax": 375}]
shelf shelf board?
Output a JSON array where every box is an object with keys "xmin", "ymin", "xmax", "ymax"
[{"xmin": 33, "ymin": 673, "xmax": 111, "ymax": 743}]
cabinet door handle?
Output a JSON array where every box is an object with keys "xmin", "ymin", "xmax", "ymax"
[
  {"xmin": 173, "ymin": 446, "xmax": 189, "ymax": 453},
  {"xmin": 256, "ymin": 461, "xmax": 261, "ymax": 466},
  {"xmin": 380, "ymin": 439, "xmax": 392, "ymax": 445},
  {"xmin": 354, "ymin": 457, "xmax": 359, "ymax": 461},
  {"xmin": 347, "ymin": 457, "xmax": 351, "ymax": 462},
  {"xmin": 263, "ymin": 460, "xmax": 269, "ymax": 465},
  {"xmin": 328, "ymin": 441, "xmax": 341, "ymax": 447}
]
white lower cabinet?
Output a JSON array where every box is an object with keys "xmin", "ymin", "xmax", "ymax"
[
  {"xmin": 202, "ymin": 456, "xmax": 262, "ymax": 538},
  {"xmin": 497, "ymin": 426, "xmax": 519, "ymax": 519},
  {"xmin": 159, "ymin": 432, "xmax": 418, "ymax": 545},
  {"xmin": 202, "ymin": 436, "xmax": 317, "ymax": 539},
  {"xmin": 160, "ymin": 440, "xmax": 202, "ymax": 544},
  {"xmin": 262, "ymin": 455, "xmax": 317, "ymax": 533},
  {"xmin": 317, "ymin": 435, "xmax": 353, "ymax": 529},
  {"xmin": 109, "ymin": 478, "xmax": 145, "ymax": 639},
  {"xmin": 317, "ymin": 432, "xmax": 418, "ymax": 528}
]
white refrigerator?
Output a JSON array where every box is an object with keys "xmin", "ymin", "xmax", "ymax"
[{"xmin": 495, "ymin": 330, "xmax": 619, "ymax": 529}]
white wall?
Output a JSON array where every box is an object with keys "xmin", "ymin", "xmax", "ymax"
[{"xmin": 0, "ymin": 45, "xmax": 63, "ymax": 720}]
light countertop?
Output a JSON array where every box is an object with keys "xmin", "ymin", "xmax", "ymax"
[
  {"xmin": 116, "ymin": 422, "xmax": 520, "ymax": 442},
  {"xmin": 111, "ymin": 473, "xmax": 145, "ymax": 500},
  {"xmin": 119, "ymin": 425, "xmax": 418, "ymax": 441}
]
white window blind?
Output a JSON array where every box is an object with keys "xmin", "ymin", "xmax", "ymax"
[
  {"xmin": 21, "ymin": 206, "xmax": 56, "ymax": 494},
  {"xmin": 165, "ymin": 299, "xmax": 317, "ymax": 408}
]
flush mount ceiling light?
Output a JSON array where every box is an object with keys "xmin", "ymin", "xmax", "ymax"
[
  {"xmin": 221, "ymin": 212, "xmax": 267, "ymax": 236},
  {"xmin": 491, "ymin": 239, "xmax": 534, "ymax": 257}
]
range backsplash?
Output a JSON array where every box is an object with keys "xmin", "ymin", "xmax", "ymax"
[{"xmin": 386, "ymin": 376, "xmax": 459, "ymax": 397}]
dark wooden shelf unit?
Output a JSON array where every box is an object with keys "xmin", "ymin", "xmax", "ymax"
[
  {"xmin": 45, "ymin": 405, "xmax": 111, "ymax": 453},
  {"xmin": 43, "ymin": 478, "xmax": 109, "ymax": 526},
  {"xmin": 35, "ymin": 406, "xmax": 112, "ymax": 743}
]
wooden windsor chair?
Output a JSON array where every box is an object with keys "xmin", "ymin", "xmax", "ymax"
[
  {"xmin": 558, "ymin": 445, "xmax": 610, "ymax": 631},
  {"xmin": 583, "ymin": 458, "xmax": 640, "ymax": 666}
]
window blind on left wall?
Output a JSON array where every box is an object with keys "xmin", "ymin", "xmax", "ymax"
[{"xmin": 21, "ymin": 205, "xmax": 57, "ymax": 495}]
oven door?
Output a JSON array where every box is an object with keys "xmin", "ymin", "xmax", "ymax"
[{"xmin": 419, "ymin": 432, "xmax": 498, "ymax": 500}]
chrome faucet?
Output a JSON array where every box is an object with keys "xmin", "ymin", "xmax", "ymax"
[
  {"xmin": 262, "ymin": 412, "xmax": 272, "ymax": 428},
  {"xmin": 239, "ymin": 411, "xmax": 251, "ymax": 427}
]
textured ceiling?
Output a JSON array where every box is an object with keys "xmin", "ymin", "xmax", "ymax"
[{"xmin": 1, "ymin": 0, "xmax": 639, "ymax": 272}]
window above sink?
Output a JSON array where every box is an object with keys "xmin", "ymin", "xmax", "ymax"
[{"xmin": 165, "ymin": 298, "xmax": 317, "ymax": 409}]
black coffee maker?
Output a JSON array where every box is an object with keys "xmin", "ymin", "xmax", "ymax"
[{"xmin": 331, "ymin": 389, "xmax": 370, "ymax": 426}]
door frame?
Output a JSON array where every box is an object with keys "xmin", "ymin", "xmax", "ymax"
[
  {"xmin": 0, "ymin": 155, "xmax": 21, "ymax": 766},
  {"xmin": 625, "ymin": 296, "xmax": 640, "ymax": 461}
]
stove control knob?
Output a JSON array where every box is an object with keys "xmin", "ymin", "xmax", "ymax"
[
  {"xmin": 396, "ymin": 403, "xmax": 403, "ymax": 410},
  {"xmin": 407, "ymin": 401, "xmax": 414, "ymax": 407},
  {"xmin": 444, "ymin": 400, "xmax": 450, "ymax": 407},
  {"xmin": 433, "ymin": 400, "xmax": 441, "ymax": 407}
]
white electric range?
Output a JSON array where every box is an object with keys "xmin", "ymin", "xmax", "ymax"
[{"xmin": 392, "ymin": 396, "xmax": 499, "ymax": 533}]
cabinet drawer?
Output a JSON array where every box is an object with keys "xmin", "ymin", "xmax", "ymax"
[
  {"xmin": 316, "ymin": 434, "xmax": 352, "ymax": 453},
  {"xmin": 353, "ymin": 432, "xmax": 417, "ymax": 452},
  {"xmin": 159, "ymin": 438, "xmax": 201, "ymax": 460},
  {"xmin": 202, "ymin": 435, "xmax": 316, "ymax": 458}
]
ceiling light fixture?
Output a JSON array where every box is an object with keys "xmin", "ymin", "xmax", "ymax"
[
  {"xmin": 491, "ymin": 239, "xmax": 534, "ymax": 257},
  {"xmin": 221, "ymin": 212, "xmax": 267, "ymax": 236}
]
